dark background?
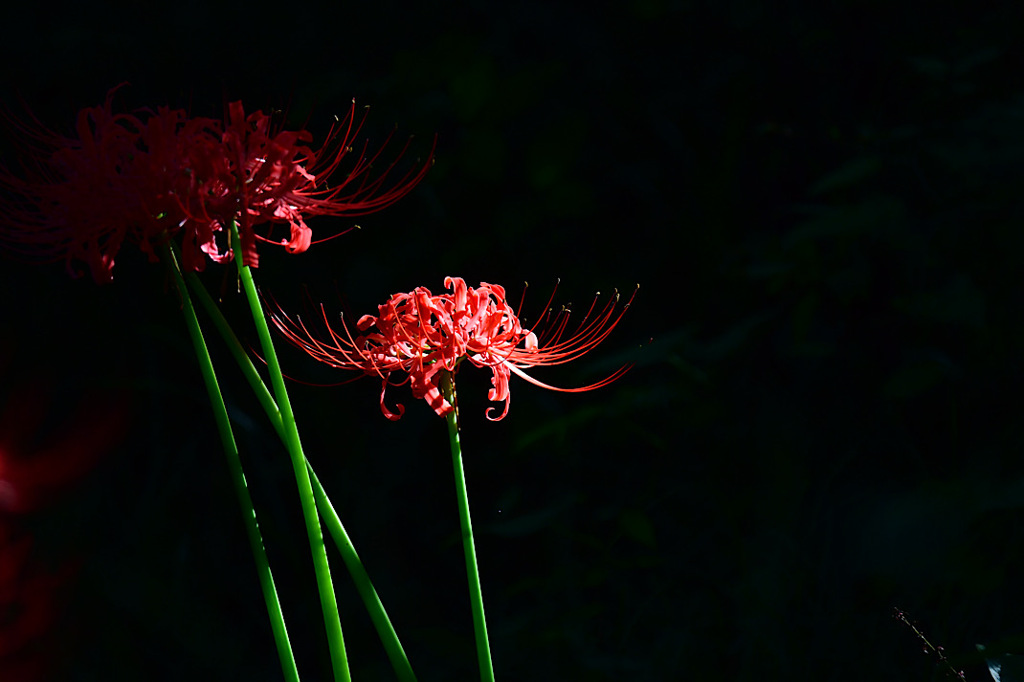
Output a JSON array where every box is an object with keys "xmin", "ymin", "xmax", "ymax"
[{"xmin": 2, "ymin": 0, "xmax": 1024, "ymax": 679}]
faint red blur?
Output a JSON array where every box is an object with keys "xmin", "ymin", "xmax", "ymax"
[{"xmin": 0, "ymin": 370, "xmax": 128, "ymax": 681}]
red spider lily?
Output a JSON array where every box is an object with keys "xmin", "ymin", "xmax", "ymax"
[
  {"xmin": 187, "ymin": 99, "xmax": 434, "ymax": 270},
  {"xmin": 271, "ymin": 277, "xmax": 636, "ymax": 421},
  {"xmin": 0, "ymin": 89, "xmax": 168, "ymax": 283},
  {"xmin": 0, "ymin": 89, "xmax": 433, "ymax": 282}
]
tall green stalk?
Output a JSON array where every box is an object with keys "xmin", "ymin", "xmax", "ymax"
[
  {"xmin": 229, "ymin": 223, "xmax": 350, "ymax": 682},
  {"xmin": 309, "ymin": 466, "xmax": 417, "ymax": 682},
  {"xmin": 185, "ymin": 268, "xmax": 416, "ymax": 681},
  {"xmin": 160, "ymin": 240, "xmax": 299, "ymax": 682},
  {"xmin": 441, "ymin": 372, "xmax": 495, "ymax": 682}
]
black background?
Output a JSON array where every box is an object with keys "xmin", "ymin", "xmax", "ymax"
[{"xmin": 2, "ymin": 0, "xmax": 1024, "ymax": 680}]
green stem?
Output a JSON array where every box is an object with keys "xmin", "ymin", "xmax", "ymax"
[
  {"xmin": 441, "ymin": 373, "xmax": 495, "ymax": 682},
  {"xmin": 184, "ymin": 271, "xmax": 286, "ymax": 443},
  {"xmin": 185, "ymin": 268, "xmax": 417, "ymax": 681},
  {"xmin": 160, "ymin": 240, "xmax": 299, "ymax": 682},
  {"xmin": 309, "ymin": 465, "xmax": 418, "ymax": 682},
  {"xmin": 229, "ymin": 223, "xmax": 350, "ymax": 682}
]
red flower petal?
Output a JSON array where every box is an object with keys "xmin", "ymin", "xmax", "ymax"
[{"xmin": 271, "ymin": 278, "xmax": 634, "ymax": 420}]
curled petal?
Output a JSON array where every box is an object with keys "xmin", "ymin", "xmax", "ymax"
[
  {"xmin": 379, "ymin": 379, "xmax": 405, "ymax": 422},
  {"xmin": 284, "ymin": 216, "xmax": 312, "ymax": 254},
  {"xmin": 486, "ymin": 363, "xmax": 511, "ymax": 403},
  {"xmin": 484, "ymin": 400, "xmax": 511, "ymax": 422},
  {"xmin": 417, "ymin": 380, "xmax": 453, "ymax": 418},
  {"xmin": 484, "ymin": 363, "xmax": 512, "ymax": 421},
  {"xmin": 445, "ymin": 276, "xmax": 468, "ymax": 315}
]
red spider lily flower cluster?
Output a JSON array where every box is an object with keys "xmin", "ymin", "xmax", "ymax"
[
  {"xmin": 0, "ymin": 87, "xmax": 433, "ymax": 284},
  {"xmin": 271, "ymin": 276, "xmax": 636, "ymax": 421}
]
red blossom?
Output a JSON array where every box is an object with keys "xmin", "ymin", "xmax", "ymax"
[
  {"xmin": 183, "ymin": 99, "xmax": 434, "ymax": 269},
  {"xmin": 271, "ymin": 277, "xmax": 635, "ymax": 421},
  {"xmin": 0, "ymin": 89, "xmax": 164, "ymax": 283},
  {"xmin": 0, "ymin": 89, "xmax": 433, "ymax": 281}
]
